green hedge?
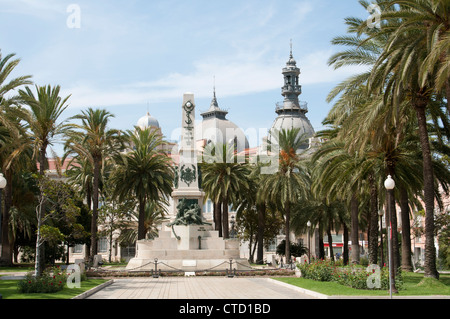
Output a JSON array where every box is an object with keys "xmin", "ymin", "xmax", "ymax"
[{"xmin": 298, "ymin": 259, "xmax": 403, "ymax": 290}]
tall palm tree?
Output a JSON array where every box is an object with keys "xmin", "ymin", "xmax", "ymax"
[
  {"xmin": 365, "ymin": 0, "xmax": 449, "ymax": 279},
  {"xmin": 259, "ymin": 128, "xmax": 310, "ymax": 263},
  {"xmin": 19, "ymin": 84, "xmax": 70, "ymax": 276},
  {"xmin": 64, "ymin": 108, "xmax": 123, "ymax": 257},
  {"xmin": 19, "ymin": 85, "xmax": 70, "ymax": 175},
  {"xmin": 0, "ymin": 51, "xmax": 32, "ymax": 266},
  {"xmin": 0, "ymin": 122, "xmax": 33, "ymax": 266},
  {"xmin": 201, "ymin": 142, "xmax": 251, "ymax": 239},
  {"xmin": 110, "ymin": 127, "xmax": 173, "ymax": 240}
]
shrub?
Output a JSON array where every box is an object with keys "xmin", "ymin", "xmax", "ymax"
[
  {"xmin": 298, "ymin": 259, "xmax": 335, "ymax": 282},
  {"xmin": 17, "ymin": 266, "xmax": 68, "ymax": 294},
  {"xmin": 298, "ymin": 260, "xmax": 403, "ymax": 290}
]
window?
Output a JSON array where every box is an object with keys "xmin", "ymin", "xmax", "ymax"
[
  {"xmin": 267, "ymin": 239, "xmax": 278, "ymax": 252},
  {"xmin": 207, "ymin": 199, "xmax": 212, "ymax": 213},
  {"xmin": 73, "ymin": 244, "xmax": 83, "ymax": 254},
  {"xmin": 98, "ymin": 238, "xmax": 108, "ymax": 253}
]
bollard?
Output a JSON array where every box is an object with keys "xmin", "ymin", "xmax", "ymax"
[
  {"xmin": 227, "ymin": 259, "xmax": 235, "ymax": 278},
  {"xmin": 153, "ymin": 258, "xmax": 159, "ymax": 278}
]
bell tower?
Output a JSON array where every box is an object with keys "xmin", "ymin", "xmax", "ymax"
[{"xmin": 278, "ymin": 41, "xmax": 307, "ymax": 114}]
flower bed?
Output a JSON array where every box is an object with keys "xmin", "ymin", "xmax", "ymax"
[{"xmin": 298, "ymin": 260, "xmax": 403, "ymax": 290}]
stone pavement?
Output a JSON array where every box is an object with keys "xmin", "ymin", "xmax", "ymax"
[{"xmin": 84, "ymin": 276, "xmax": 318, "ymax": 299}]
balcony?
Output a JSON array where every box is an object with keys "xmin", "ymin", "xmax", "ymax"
[{"xmin": 275, "ymin": 101, "xmax": 308, "ymax": 113}]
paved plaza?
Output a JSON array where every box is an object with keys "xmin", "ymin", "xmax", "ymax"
[{"xmin": 84, "ymin": 276, "xmax": 318, "ymax": 299}]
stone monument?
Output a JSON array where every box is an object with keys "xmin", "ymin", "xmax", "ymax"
[{"xmin": 126, "ymin": 93, "xmax": 251, "ymax": 272}]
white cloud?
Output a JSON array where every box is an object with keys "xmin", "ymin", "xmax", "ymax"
[
  {"xmin": 62, "ymin": 48, "xmax": 367, "ymax": 109},
  {"xmin": 0, "ymin": 0, "xmax": 66, "ymax": 18}
]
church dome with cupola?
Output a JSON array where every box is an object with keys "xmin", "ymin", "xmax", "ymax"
[{"xmin": 196, "ymin": 89, "xmax": 249, "ymax": 153}]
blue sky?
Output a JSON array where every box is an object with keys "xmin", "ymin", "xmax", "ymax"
[{"xmin": 1, "ymin": 0, "xmax": 370, "ymax": 156}]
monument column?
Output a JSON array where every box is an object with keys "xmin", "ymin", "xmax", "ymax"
[{"xmin": 172, "ymin": 93, "xmax": 205, "ymax": 219}]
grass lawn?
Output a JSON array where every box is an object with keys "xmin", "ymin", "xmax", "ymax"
[
  {"xmin": 274, "ymin": 272, "xmax": 450, "ymax": 297},
  {"xmin": 0, "ymin": 279, "xmax": 108, "ymax": 299}
]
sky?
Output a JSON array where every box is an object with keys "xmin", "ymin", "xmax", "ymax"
[{"xmin": 0, "ymin": 0, "xmax": 371, "ymax": 156}]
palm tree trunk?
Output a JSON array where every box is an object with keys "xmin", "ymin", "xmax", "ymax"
[
  {"xmin": 256, "ymin": 203, "xmax": 266, "ymax": 264},
  {"xmin": 369, "ymin": 174, "xmax": 379, "ymax": 265},
  {"xmin": 350, "ymin": 194, "xmax": 360, "ymax": 264},
  {"xmin": 341, "ymin": 217, "xmax": 349, "ymax": 265},
  {"xmin": 400, "ymin": 186, "xmax": 413, "ymax": 272},
  {"xmin": 86, "ymin": 181, "xmax": 92, "ymax": 212},
  {"xmin": 285, "ymin": 201, "xmax": 291, "ymax": 264},
  {"xmin": 214, "ymin": 201, "xmax": 222, "ymax": 237},
  {"xmin": 91, "ymin": 158, "xmax": 100, "ymax": 257},
  {"xmin": 138, "ymin": 196, "xmax": 146, "ymax": 240},
  {"xmin": 390, "ymin": 194, "xmax": 400, "ymax": 273},
  {"xmin": 414, "ymin": 100, "xmax": 439, "ymax": 279},
  {"xmin": 222, "ymin": 197, "xmax": 229, "ymax": 239},
  {"xmin": 327, "ymin": 224, "xmax": 334, "ymax": 261},
  {"xmin": 318, "ymin": 219, "xmax": 325, "ymax": 260},
  {"xmin": 386, "ymin": 188, "xmax": 398, "ymax": 293}
]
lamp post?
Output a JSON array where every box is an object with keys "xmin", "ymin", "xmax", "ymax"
[
  {"xmin": 384, "ymin": 175, "xmax": 397, "ymax": 298},
  {"xmin": 307, "ymin": 220, "xmax": 311, "ymax": 264},
  {"xmin": 0, "ymin": 173, "xmax": 7, "ymax": 248},
  {"xmin": 0, "ymin": 173, "xmax": 4, "ymax": 299},
  {"xmin": 378, "ymin": 209, "xmax": 384, "ymax": 269}
]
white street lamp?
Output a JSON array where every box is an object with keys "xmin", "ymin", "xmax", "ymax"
[
  {"xmin": 384, "ymin": 175, "xmax": 395, "ymax": 190},
  {"xmin": 384, "ymin": 175, "xmax": 397, "ymax": 298},
  {"xmin": 0, "ymin": 173, "xmax": 6, "ymax": 189}
]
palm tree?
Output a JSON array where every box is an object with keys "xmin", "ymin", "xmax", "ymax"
[
  {"xmin": 364, "ymin": 0, "xmax": 450, "ymax": 279},
  {"xmin": 0, "ymin": 122, "xmax": 33, "ymax": 266},
  {"xmin": 0, "ymin": 51, "xmax": 32, "ymax": 266},
  {"xmin": 19, "ymin": 85, "xmax": 70, "ymax": 175},
  {"xmin": 110, "ymin": 127, "xmax": 173, "ymax": 240},
  {"xmin": 19, "ymin": 84, "xmax": 70, "ymax": 276},
  {"xmin": 201, "ymin": 142, "xmax": 251, "ymax": 238},
  {"xmin": 259, "ymin": 128, "xmax": 310, "ymax": 263},
  {"xmin": 65, "ymin": 108, "xmax": 123, "ymax": 257},
  {"xmin": 118, "ymin": 200, "xmax": 169, "ymax": 245}
]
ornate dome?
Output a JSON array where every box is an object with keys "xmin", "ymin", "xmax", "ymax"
[
  {"xmin": 271, "ymin": 108, "xmax": 315, "ymax": 139},
  {"xmin": 197, "ymin": 91, "xmax": 249, "ymax": 153},
  {"xmin": 137, "ymin": 112, "xmax": 160, "ymax": 130}
]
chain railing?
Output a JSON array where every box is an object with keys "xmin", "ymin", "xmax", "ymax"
[{"xmin": 94, "ymin": 258, "xmax": 295, "ymax": 278}]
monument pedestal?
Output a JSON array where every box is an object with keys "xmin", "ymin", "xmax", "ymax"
[
  {"xmin": 126, "ymin": 92, "xmax": 251, "ymax": 273},
  {"xmin": 125, "ymin": 223, "xmax": 251, "ymax": 271}
]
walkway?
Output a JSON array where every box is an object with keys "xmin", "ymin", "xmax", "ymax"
[{"xmin": 84, "ymin": 276, "xmax": 317, "ymax": 299}]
